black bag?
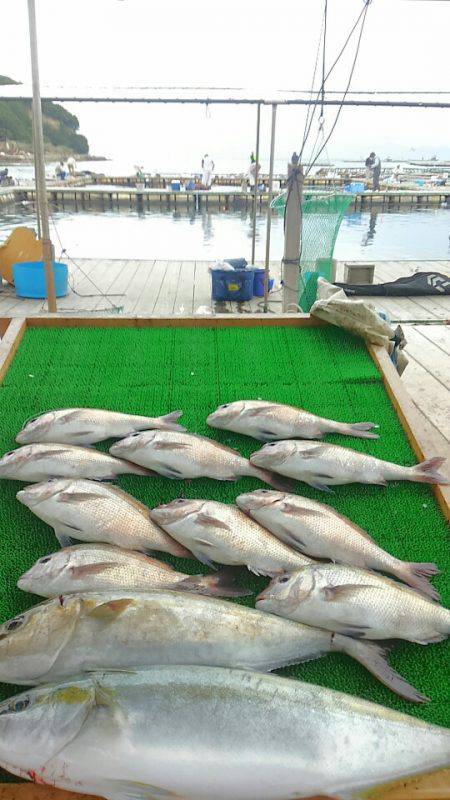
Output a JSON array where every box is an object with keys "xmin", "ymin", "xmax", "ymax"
[{"xmin": 335, "ymin": 271, "xmax": 450, "ymax": 297}]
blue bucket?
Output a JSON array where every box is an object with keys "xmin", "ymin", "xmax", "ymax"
[
  {"xmin": 210, "ymin": 268, "xmax": 254, "ymax": 302},
  {"xmin": 343, "ymin": 182, "xmax": 365, "ymax": 194},
  {"xmin": 13, "ymin": 261, "xmax": 69, "ymax": 299},
  {"xmin": 252, "ymin": 269, "xmax": 274, "ymax": 297}
]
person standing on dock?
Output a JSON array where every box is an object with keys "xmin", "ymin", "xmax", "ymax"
[
  {"xmin": 369, "ymin": 151, "xmax": 381, "ymax": 190},
  {"xmin": 201, "ymin": 154, "xmax": 214, "ymax": 189},
  {"xmin": 67, "ymin": 155, "xmax": 77, "ymax": 176}
]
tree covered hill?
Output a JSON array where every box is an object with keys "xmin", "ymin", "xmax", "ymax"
[{"xmin": 0, "ymin": 75, "xmax": 89, "ymax": 154}]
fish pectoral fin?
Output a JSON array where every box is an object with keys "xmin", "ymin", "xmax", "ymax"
[
  {"xmin": 157, "ymin": 466, "xmax": 185, "ymax": 478},
  {"xmin": 87, "ymin": 598, "xmax": 135, "ymax": 620},
  {"xmin": 59, "ymin": 410, "xmax": 84, "ymax": 423},
  {"xmin": 103, "ymin": 779, "xmax": 182, "ymax": 800},
  {"xmin": 32, "ymin": 448, "xmax": 72, "ymax": 461},
  {"xmin": 308, "ymin": 479, "xmax": 333, "ymax": 493},
  {"xmin": 55, "ymin": 531, "xmax": 76, "ymax": 548},
  {"xmin": 322, "ymin": 584, "xmax": 376, "ymax": 601},
  {"xmin": 196, "ymin": 512, "xmax": 230, "ymax": 530},
  {"xmin": 57, "ymin": 491, "xmax": 106, "ymax": 504},
  {"xmin": 281, "ymin": 502, "xmax": 325, "ymax": 518},
  {"xmin": 414, "ymin": 632, "xmax": 447, "ymax": 645},
  {"xmin": 246, "ymin": 405, "xmax": 277, "ymax": 417},
  {"xmin": 70, "ymin": 563, "xmax": 116, "ymax": 579},
  {"xmin": 153, "ymin": 441, "xmax": 191, "ymax": 451},
  {"xmin": 300, "ymin": 446, "xmax": 327, "ymax": 459}
]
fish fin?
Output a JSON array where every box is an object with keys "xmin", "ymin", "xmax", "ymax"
[
  {"xmin": 346, "ymin": 422, "xmax": 380, "ymax": 440},
  {"xmin": 248, "ymin": 466, "xmax": 296, "ymax": 492},
  {"xmin": 281, "ymin": 502, "xmax": 324, "ymax": 518},
  {"xmin": 333, "ymin": 635, "xmax": 429, "ymax": 703},
  {"xmin": 57, "ymin": 491, "xmax": 105, "ymax": 504},
  {"xmin": 246, "ymin": 405, "xmax": 277, "ymax": 417},
  {"xmin": 414, "ymin": 633, "xmax": 447, "ymax": 645},
  {"xmin": 191, "ymin": 550, "xmax": 217, "ymax": 569},
  {"xmin": 55, "ymin": 531, "xmax": 76, "ymax": 548},
  {"xmin": 196, "ymin": 512, "xmax": 230, "ymax": 530},
  {"xmin": 103, "ymin": 779, "xmax": 182, "ymax": 800},
  {"xmin": 70, "ymin": 563, "xmax": 116, "ymax": 579},
  {"xmin": 301, "ymin": 446, "xmax": 327, "ymax": 459},
  {"xmin": 322, "ymin": 584, "xmax": 376, "ymax": 601},
  {"xmin": 337, "ymin": 626, "xmax": 371, "ymax": 639},
  {"xmin": 307, "ymin": 479, "xmax": 333, "ymax": 493},
  {"xmin": 156, "ymin": 411, "xmax": 186, "ymax": 432},
  {"xmin": 157, "ymin": 466, "xmax": 185, "ymax": 478},
  {"xmin": 153, "ymin": 441, "xmax": 191, "ymax": 451},
  {"xmin": 58, "ymin": 410, "xmax": 84, "ymax": 423},
  {"xmin": 399, "ymin": 562, "xmax": 440, "ymax": 602},
  {"xmin": 177, "ymin": 567, "xmax": 252, "ymax": 598},
  {"xmin": 411, "ymin": 456, "xmax": 450, "ymax": 485},
  {"xmin": 87, "ymin": 598, "xmax": 135, "ymax": 620},
  {"xmin": 31, "ymin": 448, "xmax": 72, "ymax": 461}
]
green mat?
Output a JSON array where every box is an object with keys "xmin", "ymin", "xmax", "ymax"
[{"xmin": 0, "ymin": 325, "xmax": 447, "ymax": 778}]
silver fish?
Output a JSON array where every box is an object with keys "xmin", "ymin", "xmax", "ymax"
[
  {"xmin": 16, "ymin": 478, "xmax": 189, "ymax": 555},
  {"xmin": 236, "ymin": 489, "xmax": 440, "ymax": 601},
  {"xmin": 0, "ymin": 668, "xmax": 448, "ymax": 800},
  {"xmin": 207, "ymin": 399, "xmax": 379, "ymax": 441},
  {"xmin": 0, "ymin": 443, "xmax": 151, "ymax": 483},
  {"xmin": 109, "ymin": 429, "xmax": 289, "ymax": 489},
  {"xmin": 17, "ymin": 544, "xmax": 249, "ymax": 599},
  {"xmin": 16, "ymin": 407, "xmax": 185, "ymax": 445},
  {"xmin": 0, "ymin": 591, "xmax": 426, "ymax": 701},
  {"xmin": 150, "ymin": 498, "xmax": 313, "ymax": 575},
  {"xmin": 257, "ymin": 563, "xmax": 450, "ymax": 644},
  {"xmin": 250, "ymin": 439, "xmax": 449, "ymax": 491}
]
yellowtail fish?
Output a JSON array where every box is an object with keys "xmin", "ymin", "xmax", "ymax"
[
  {"xmin": 207, "ymin": 399, "xmax": 379, "ymax": 441},
  {"xmin": 16, "ymin": 407, "xmax": 185, "ymax": 445},
  {"xmin": 0, "ymin": 667, "xmax": 448, "ymax": 799},
  {"xmin": 257, "ymin": 563, "xmax": 450, "ymax": 643}
]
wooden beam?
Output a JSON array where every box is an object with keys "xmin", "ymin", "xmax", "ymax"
[
  {"xmin": 25, "ymin": 314, "xmax": 324, "ymax": 329},
  {"xmin": 0, "ymin": 319, "xmax": 27, "ymax": 384},
  {"xmin": 368, "ymin": 343, "xmax": 450, "ymax": 520}
]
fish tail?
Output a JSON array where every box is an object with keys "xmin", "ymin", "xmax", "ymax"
[
  {"xmin": 396, "ymin": 562, "xmax": 441, "ymax": 602},
  {"xmin": 177, "ymin": 567, "xmax": 252, "ymax": 598},
  {"xmin": 332, "ymin": 634, "xmax": 429, "ymax": 703},
  {"xmin": 331, "ymin": 421, "xmax": 379, "ymax": 440},
  {"xmin": 154, "ymin": 411, "xmax": 186, "ymax": 432},
  {"xmin": 248, "ymin": 465, "xmax": 295, "ymax": 492},
  {"xmin": 125, "ymin": 462, "xmax": 158, "ymax": 477},
  {"xmin": 409, "ymin": 457, "xmax": 450, "ymax": 485}
]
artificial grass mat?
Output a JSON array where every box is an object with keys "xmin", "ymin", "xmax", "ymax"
[{"xmin": 0, "ymin": 324, "xmax": 447, "ymax": 777}]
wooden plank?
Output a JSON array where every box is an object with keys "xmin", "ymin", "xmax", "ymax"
[
  {"xmin": 415, "ymin": 323, "xmax": 450, "ymax": 355},
  {"xmin": 91, "ymin": 260, "xmax": 138, "ymax": 313},
  {"xmin": 25, "ymin": 314, "xmax": 320, "ymax": 329},
  {"xmin": 368, "ymin": 343, "xmax": 450, "ymax": 519},
  {"xmin": 401, "ymin": 356, "xmax": 450, "ymax": 443},
  {"xmin": 125, "ymin": 261, "xmax": 156, "ymax": 315},
  {"xmin": 174, "ymin": 260, "xmax": 196, "ymax": 314},
  {"xmin": 0, "ymin": 318, "xmax": 26, "ymax": 383},
  {"xmin": 132, "ymin": 261, "xmax": 168, "ymax": 316},
  {"xmin": 403, "ymin": 326, "xmax": 450, "ymax": 390},
  {"xmin": 152, "ymin": 261, "xmax": 183, "ymax": 315},
  {"xmin": 193, "ymin": 260, "xmax": 212, "ymax": 312}
]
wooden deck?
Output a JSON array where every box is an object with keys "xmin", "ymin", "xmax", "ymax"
[{"xmin": 0, "ymin": 258, "xmax": 448, "ymax": 459}]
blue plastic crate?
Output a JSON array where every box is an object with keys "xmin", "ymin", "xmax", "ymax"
[{"xmin": 210, "ymin": 268, "xmax": 254, "ymax": 302}]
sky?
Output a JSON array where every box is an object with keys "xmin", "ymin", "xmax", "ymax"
[{"xmin": 3, "ymin": 0, "xmax": 450, "ymax": 172}]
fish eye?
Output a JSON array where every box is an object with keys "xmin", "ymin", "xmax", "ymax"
[
  {"xmin": 5, "ymin": 616, "xmax": 25, "ymax": 631},
  {"xmin": 3, "ymin": 451, "xmax": 15, "ymax": 458},
  {"xmin": 278, "ymin": 576, "xmax": 290, "ymax": 584},
  {"xmin": 0, "ymin": 697, "xmax": 30, "ymax": 716},
  {"xmin": 175, "ymin": 498, "xmax": 186, "ymax": 504},
  {"xmin": 220, "ymin": 404, "xmax": 229, "ymax": 409},
  {"xmin": 266, "ymin": 444, "xmax": 276, "ymax": 448},
  {"xmin": 39, "ymin": 556, "xmax": 51, "ymax": 564}
]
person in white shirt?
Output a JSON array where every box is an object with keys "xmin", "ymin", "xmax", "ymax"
[
  {"xmin": 67, "ymin": 155, "xmax": 77, "ymax": 176},
  {"xmin": 201, "ymin": 154, "xmax": 214, "ymax": 188}
]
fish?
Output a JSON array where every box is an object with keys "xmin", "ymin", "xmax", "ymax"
[
  {"xmin": 256, "ymin": 563, "xmax": 450, "ymax": 644},
  {"xmin": 250, "ymin": 439, "xmax": 449, "ymax": 491},
  {"xmin": 16, "ymin": 478, "xmax": 189, "ymax": 555},
  {"xmin": 0, "ymin": 591, "xmax": 426, "ymax": 702},
  {"xmin": 207, "ymin": 399, "xmax": 379, "ymax": 441},
  {"xmin": 0, "ymin": 667, "xmax": 448, "ymax": 800},
  {"xmin": 17, "ymin": 544, "xmax": 250, "ymax": 599},
  {"xmin": 0, "ymin": 443, "xmax": 152, "ymax": 483},
  {"xmin": 109, "ymin": 429, "xmax": 290, "ymax": 489},
  {"xmin": 150, "ymin": 498, "xmax": 313, "ymax": 575},
  {"xmin": 236, "ymin": 489, "xmax": 440, "ymax": 601},
  {"xmin": 16, "ymin": 407, "xmax": 186, "ymax": 445}
]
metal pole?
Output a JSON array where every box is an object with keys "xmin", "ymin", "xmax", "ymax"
[
  {"xmin": 263, "ymin": 103, "xmax": 277, "ymax": 312},
  {"xmin": 30, "ymin": 103, "xmax": 41, "ymax": 239},
  {"xmin": 282, "ymin": 155, "xmax": 303, "ymax": 312},
  {"xmin": 27, "ymin": 0, "xmax": 57, "ymax": 313},
  {"xmin": 250, "ymin": 102, "xmax": 261, "ymax": 264}
]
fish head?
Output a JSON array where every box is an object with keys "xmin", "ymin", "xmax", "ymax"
[
  {"xmin": 17, "ymin": 549, "xmax": 70, "ymax": 593},
  {"xmin": 150, "ymin": 498, "xmax": 206, "ymax": 527},
  {"xmin": 255, "ymin": 568, "xmax": 315, "ymax": 614},
  {"xmin": 16, "ymin": 412, "xmax": 56, "ymax": 444},
  {"xmin": 0, "ymin": 596, "xmax": 81, "ymax": 684},
  {"xmin": 235, "ymin": 489, "xmax": 285, "ymax": 513},
  {"xmin": 0, "ymin": 446, "xmax": 33, "ymax": 477},
  {"xmin": 16, "ymin": 478, "xmax": 69, "ymax": 509},
  {"xmin": 0, "ymin": 678, "xmax": 95, "ymax": 774},
  {"xmin": 109, "ymin": 430, "xmax": 157, "ymax": 457},
  {"xmin": 250, "ymin": 441, "xmax": 297, "ymax": 469},
  {"xmin": 206, "ymin": 401, "xmax": 246, "ymax": 429}
]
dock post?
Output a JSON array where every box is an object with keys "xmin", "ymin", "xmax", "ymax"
[
  {"xmin": 263, "ymin": 103, "xmax": 277, "ymax": 312},
  {"xmin": 251, "ymin": 102, "xmax": 261, "ymax": 264},
  {"xmin": 282, "ymin": 154, "xmax": 303, "ymax": 313},
  {"xmin": 27, "ymin": 0, "xmax": 57, "ymax": 313}
]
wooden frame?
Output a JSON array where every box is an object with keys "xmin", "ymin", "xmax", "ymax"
[{"xmin": 0, "ymin": 315, "xmax": 448, "ymax": 800}]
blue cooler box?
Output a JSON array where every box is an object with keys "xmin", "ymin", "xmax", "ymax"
[
  {"xmin": 13, "ymin": 261, "xmax": 69, "ymax": 299},
  {"xmin": 210, "ymin": 268, "xmax": 255, "ymax": 302}
]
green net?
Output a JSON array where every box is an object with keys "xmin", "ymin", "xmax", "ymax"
[{"xmin": 272, "ymin": 192, "xmax": 352, "ymax": 311}]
